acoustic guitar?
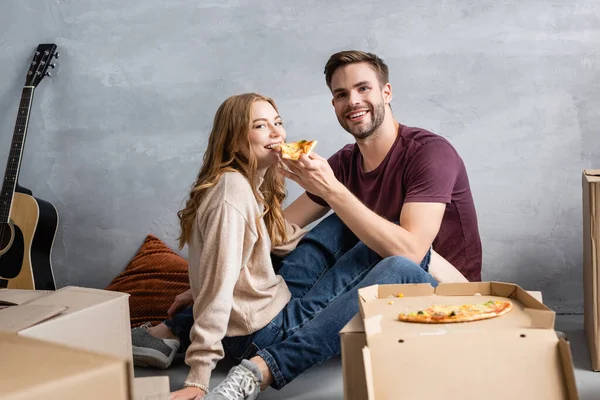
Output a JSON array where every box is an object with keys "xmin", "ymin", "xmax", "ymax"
[{"xmin": 0, "ymin": 44, "xmax": 60, "ymax": 290}]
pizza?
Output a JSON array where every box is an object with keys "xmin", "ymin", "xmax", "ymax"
[
  {"xmin": 397, "ymin": 299, "xmax": 512, "ymax": 324},
  {"xmin": 275, "ymin": 140, "xmax": 318, "ymax": 160}
]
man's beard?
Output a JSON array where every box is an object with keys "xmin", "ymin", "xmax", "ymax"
[{"xmin": 338, "ymin": 101, "xmax": 386, "ymax": 140}]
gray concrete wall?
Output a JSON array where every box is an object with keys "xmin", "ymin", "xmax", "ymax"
[{"xmin": 1, "ymin": 0, "xmax": 598, "ymax": 313}]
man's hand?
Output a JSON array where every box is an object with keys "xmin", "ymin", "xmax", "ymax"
[
  {"xmin": 167, "ymin": 288, "xmax": 194, "ymax": 318},
  {"xmin": 170, "ymin": 386, "xmax": 206, "ymax": 400},
  {"xmin": 278, "ymin": 153, "xmax": 344, "ymax": 200}
]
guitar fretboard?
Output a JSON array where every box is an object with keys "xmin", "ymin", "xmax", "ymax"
[{"xmin": 0, "ymin": 87, "xmax": 34, "ymax": 223}]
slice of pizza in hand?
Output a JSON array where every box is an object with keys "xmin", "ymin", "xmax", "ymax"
[
  {"xmin": 275, "ymin": 140, "xmax": 318, "ymax": 160},
  {"xmin": 397, "ymin": 299, "xmax": 513, "ymax": 324}
]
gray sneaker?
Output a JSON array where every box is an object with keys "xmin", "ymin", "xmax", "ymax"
[
  {"xmin": 131, "ymin": 323, "xmax": 180, "ymax": 369},
  {"xmin": 205, "ymin": 359, "xmax": 262, "ymax": 400}
]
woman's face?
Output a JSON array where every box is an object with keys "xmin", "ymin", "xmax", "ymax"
[{"xmin": 247, "ymin": 100, "xmax": 286, "ymax": 172}]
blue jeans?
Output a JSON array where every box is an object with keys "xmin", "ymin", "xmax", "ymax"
[{"xmin": 221, "ymin": 213, "xmax": 437, "ymax": 389}]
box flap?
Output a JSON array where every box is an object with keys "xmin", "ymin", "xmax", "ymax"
[
  {"xmin": 0, "ymin": 304, "xmax": 67, "ymax": 332},
  {"xmin": 363, "ymin": 329, "xmax": 570, "ymax": 400},
  {"xmin": 0, "ymin": 332, "xmax": 129, "ymax": 400},
  {"xmin": 133, "ymin": 376, "xmax": 170, "ymax": 400},
  {"xmin": 433, "ymin": 282, "xmax": 493, "ymax": 295},
  {"xmin": 0, "ymin": 289, "xmax": 52, "ymax": 306},
  {"xmin": 340, "ymin": 313, "xmax": 365, "ymax": 334},
  {"xmin": 26, "ymin": 286, "xmax": 129, "ymax": 316},
  {"xmin": 558, "ymin": 339, "xmax": 579, "ymax": 399},
  {"xmin": 583, "ymin": 169, "xmax": 600, "ymax": 183}
]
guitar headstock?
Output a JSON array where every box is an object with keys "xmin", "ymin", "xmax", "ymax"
[{"xmin": 25, "ymin": 43, "xmax": 59, "ymax": 87}]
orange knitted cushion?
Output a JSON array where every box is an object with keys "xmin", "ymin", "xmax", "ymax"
[{"xmin": 105, "ymin": 234, "xmax": 190, "ymax": 328}]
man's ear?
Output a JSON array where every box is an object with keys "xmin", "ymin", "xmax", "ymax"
[
  {"xmin": 383, "ymin": 82, "xmax": 393, "ymax": 104},
  {"xmin": 331, "ymin": 98, "xmax": 335, "ymax": 107}
]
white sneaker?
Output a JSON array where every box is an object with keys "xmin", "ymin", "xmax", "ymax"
[{"xmin": 205, "ymin": 359, "xmax": 262, "ymax": 400}]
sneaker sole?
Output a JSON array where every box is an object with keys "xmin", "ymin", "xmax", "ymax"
[{"xmin": 132, "ymin": 345, "xmax": 176, "ymax": 369}]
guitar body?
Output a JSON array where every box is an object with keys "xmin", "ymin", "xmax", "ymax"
[
  {"xmin": 0, "ymin": 188, "xmax": 59, "ymax": 290},
  {"xmin": 0, "ymin": 44, "xmax": 60, "ymax": 290}
]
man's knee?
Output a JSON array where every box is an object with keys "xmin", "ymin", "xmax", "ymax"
[
  {"xmin": 372, "ymin": 256, "xmax": 436, "ymax": 285},
  {"xmin": 376, "ymin": 256, "xmax": 421, "ymax": 273}
]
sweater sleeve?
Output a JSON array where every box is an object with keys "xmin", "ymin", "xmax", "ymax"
[
  {"xmin": 184, "ymin": 202, "xmax": 256, "ymax": 389},
  {"xmin": 271, "ymin": 220, "xmax": 307, "ymax": 257}
]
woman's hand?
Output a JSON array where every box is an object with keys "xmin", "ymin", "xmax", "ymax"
[
  {"xmin": 168, "ymin": 288, "xmax": 194, "ymax": 318},
  {"xmin": 170, "ymin": 386, "xmax": 206, "ymax": 400}
]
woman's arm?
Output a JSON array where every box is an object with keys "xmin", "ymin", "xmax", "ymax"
[{"xmin": 182, "ymin": 203, "xmax": 252, "ymax": 390}]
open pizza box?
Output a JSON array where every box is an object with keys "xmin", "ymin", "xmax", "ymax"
[
  {"xmin": 348, "ymin": 282, "xmax": 578, "ymax": 400},
  {"xmin": 0, "ymin": 332, "xmax": 170, "ymax": 400},
  {"xmin": 0, "ymin": 286, "xmax": 133, "ymax": 377}
]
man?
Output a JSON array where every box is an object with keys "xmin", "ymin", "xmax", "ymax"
[{"xmin": 281, "ymin": 50, "xmax": 482, "ymax": 283}]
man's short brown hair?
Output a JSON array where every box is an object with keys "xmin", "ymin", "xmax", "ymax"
[{"xmin": 324, "ymin": 50, "xmax": 390, "ymax": 90}]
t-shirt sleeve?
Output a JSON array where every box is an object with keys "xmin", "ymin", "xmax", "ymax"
[
  {"xmin": 403, "ymin": 139, "xmax": 461, "ymax": 204},
  {"xmin": 305, "ymin": 151, "xmax": 343, "ymax": 206}
]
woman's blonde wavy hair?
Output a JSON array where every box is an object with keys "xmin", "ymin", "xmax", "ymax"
[{"xmin": 177, "ymin": 93, "xmax": 288, "ymax": 249}]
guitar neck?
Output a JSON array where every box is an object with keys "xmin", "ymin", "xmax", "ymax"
[{"xmin": 0, "ymin": 86, "xmax": 35, "ymax": 223}]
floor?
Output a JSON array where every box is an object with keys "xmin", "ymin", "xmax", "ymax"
[{"xmin": 135, "ymin": 315, "xmax": 600, "ymax": 399}]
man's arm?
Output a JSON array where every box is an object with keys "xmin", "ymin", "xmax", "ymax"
[
  {"xmin": 324, "ymin": 186, "xmax": 467, "ymax": 282},
  {"xmin": 280, "ymin": 153, "xmax": 440, "ymax": 263},
  {"xmin": 325, "ymin": 187, "xmax": 443, "ymax": 263},
  {"xmin": 283, "ymin": 192, "xmax": 330, "ymax": 228}
]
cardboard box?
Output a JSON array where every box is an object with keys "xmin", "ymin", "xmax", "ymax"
[
  {"xmin": 340, "ymin": 283, "xmax": 578, "ymax": 400},
  {"xmin": 0, "ymin": 332, "xmax": 131, "ymax": 399},
  {"xmin": 133, "ymin": 376, "xmax": 171, "ymax": 400},
  {"xmin": 340, "ymin": 290, "xmax": 544, "ymax": 400},
  {"xmin": 0, "ymin": 332, "xmax": 169, "ymax": 400},
  {"xmin": 0, "ymin": 286, "xmax": 133, "ymax": 376},
  {"xmin": 583, "ymin": 169, "xmax": 600, "ymax": 371}
]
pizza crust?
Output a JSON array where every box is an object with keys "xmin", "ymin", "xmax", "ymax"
[{"xmin": 397, "ymin": 300, "xmax": 513, "ymax": 324}]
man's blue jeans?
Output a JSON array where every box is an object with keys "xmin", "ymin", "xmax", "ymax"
[{"xmin": 220, "ymin": 213, "xmax": 438, "ymax": 390}]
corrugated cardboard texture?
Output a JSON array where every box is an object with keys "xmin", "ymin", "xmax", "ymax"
[
  {"xmin": 583, "ymin": 169, "xmax": 600, "ymax": 371},
  {"xmin": 0, "ymin": 332, "xmax": 129, "ymax": 400}
]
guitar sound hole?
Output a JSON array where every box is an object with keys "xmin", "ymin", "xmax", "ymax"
[{"xmin": 0, "ymin": 222, "xmax": 13, "ymax": 253}]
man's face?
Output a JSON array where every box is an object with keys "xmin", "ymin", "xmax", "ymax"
[{"xmin": 330, "ymin": 62, "xmax": 391, "ymax": 140}]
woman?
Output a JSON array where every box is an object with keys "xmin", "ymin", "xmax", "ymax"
[{"xmin": 170, "ymin": 93, "xmax": 438, "ymax": 400}]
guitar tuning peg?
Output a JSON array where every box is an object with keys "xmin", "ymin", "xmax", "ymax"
[
  {"xmin": 45, "ymin": 72, "xmax": 52, "ymax": 77},
  {"xmin": 50, "ymin": 63, "xmax": 56, "ymax": 69},
  {"xmin": 53, "ymin": 53, "xmax": 60, "ymax": 59}
]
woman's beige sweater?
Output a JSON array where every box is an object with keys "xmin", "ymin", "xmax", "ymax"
[{"xmin": 183, "ymin": 171, "xmax": 306, "ymax": 389}]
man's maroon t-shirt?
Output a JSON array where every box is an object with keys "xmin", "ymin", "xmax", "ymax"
[{"xmin": 306, "ymin": 125, "xmax": 482, "ymax": 281}]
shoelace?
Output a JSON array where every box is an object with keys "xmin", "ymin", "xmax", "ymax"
[
  {"xmin": 135, "ymin": 322, "xmax": 152, "ymax": 331},
  {"xmin": 212, "ymin": 365, "xmax": 258, "ymax": 400}
]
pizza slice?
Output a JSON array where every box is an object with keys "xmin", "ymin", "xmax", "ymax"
[
  {"xmin": 397, "ymin": 300, "xmax": 512, "ymax": 324},
  {"xmin": 275, "ymin": 140, "xmax": 318, "ymax": 160}
]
